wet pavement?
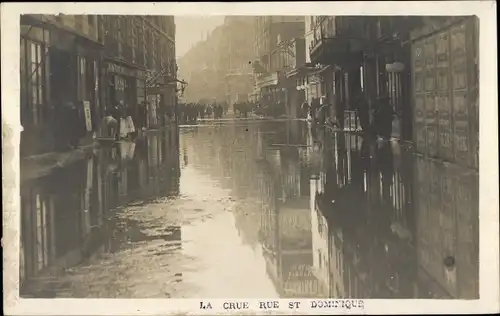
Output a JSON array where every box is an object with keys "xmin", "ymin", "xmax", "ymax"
[{"xmin": 19, "ymin": 119, "xmax": 479, "ymax": 299}]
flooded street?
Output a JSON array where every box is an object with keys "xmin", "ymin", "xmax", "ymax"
[{"xmin": 20, "ymin": 119, "xmax": 479, "ymax": 299}]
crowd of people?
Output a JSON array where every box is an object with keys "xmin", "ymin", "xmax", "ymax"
[
  {"xmin": 233, "ymin": 100, "xmax": 287, "ymax": 118},
  {"xmin": 233, "ymin": 102, "xmax": 252, "ymax": 118},
  {"xmin": 92, "ymin": 92, "xmax": 394, "ymax": 149},
  {"xmin": 177, "ymin": 102, "xmax": 226, "ymax": 124}
]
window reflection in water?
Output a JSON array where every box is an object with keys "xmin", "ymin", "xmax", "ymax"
[{"xmin": 20, "ymin": 128, "xmax": 181, "ymax": 294}]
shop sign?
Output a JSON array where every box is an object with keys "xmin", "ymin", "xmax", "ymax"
[
  {"xmin": 106, "ymin": 63, "xmax": 138, "ymax": 78},
  {"xmin": 83, "ymin": 101, "xmax": 92, "ymax": 132},
  {"xmin": 147, "ymin": 86, "xmax": 170, "ymax": 95}
]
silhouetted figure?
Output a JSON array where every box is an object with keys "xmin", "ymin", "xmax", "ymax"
[
  {"xmin": 207, "ymin": 105, "xmax": 213, "ymax": 118},
  {"xmin": 198, "ymin": 104, "xmax": 205, "ymax": 119}
]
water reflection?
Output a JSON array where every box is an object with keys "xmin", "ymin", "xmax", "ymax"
[
  {"xmin": 20, "ymin": 120, "xmax": 478, "ymax": 299},
  {"xmin": 179, "ymin": 120, "xmax": 479, "ymax": 299},
  {"xmin": 20, "ymin": 127, "xmax": 181, "ymax": 296}
]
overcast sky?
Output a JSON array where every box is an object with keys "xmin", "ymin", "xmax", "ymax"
[{"xmin": 175, "ymin": 15, "xmax": 225, "ymax": 58}]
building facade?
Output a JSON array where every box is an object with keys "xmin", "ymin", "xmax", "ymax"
[
  {"xmin": 20, "ymin": 15, "xmax": 103, "ymax": 157},
  {"xmin": 178, "ymin": 16, "xmax": 255, "ymax": 109},
  {"xmin": 306, "ymin": 15, "xmax": 479, "ymax": 170},
  {"xmin": 20, "ymin": 15, "xmax": 177, "ymax": 157},
  {"xmin": 177, "ymin": 40, "xmax": 209, "ymax": 102},
  {"xmin": 177, "ymin": 25, "xmax": 225, "ymax": 104},
  {"xmin": 252, "ymin": 16, "xmax": 305, "ymax": 116},
  {"xmin": 99, "ymin": 15, "xmax": 177, "ymax": 129},
  {"xmin": 222, "ymin": 16, "xmax": 255, "ymax": 109},
  {"xmin": 409, "ymin": 16, "xmax": 479, "ymax": 170}
]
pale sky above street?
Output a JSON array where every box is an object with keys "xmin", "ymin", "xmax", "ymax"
[{"xmin": 175, "ymin": 15, "xmax": 225, "ymax": 58}]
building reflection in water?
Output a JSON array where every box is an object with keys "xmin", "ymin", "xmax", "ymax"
[
  {"xmin": 310, "ymin": 130, "xmax": 479, "ymax": 299},
  {"xmin": 21, "ymin": 119, "xmax": 479, "ymax": 299},
  {"xmin": 180, "ymin": 120, "xmax": 478, "ymax": 300},
  {"xmin": 19, "ymin": 127, "xmax": 181, "ymax": 295},
  {"xmin": 182, "ymin": 121, "xmax": 319, "ymax": 298}
]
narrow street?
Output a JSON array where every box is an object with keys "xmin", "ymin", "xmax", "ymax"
[{"xmin": 20, "ymin": 119, "xmax": 479, "ymax": 299}]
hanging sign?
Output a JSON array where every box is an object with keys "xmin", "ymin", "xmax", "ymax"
[{"xmin": 83, "ymin": 101, "xmax": 92, "ymax": 132}]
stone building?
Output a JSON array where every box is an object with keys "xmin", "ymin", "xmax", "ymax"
[
  {"xmin": 177, "ymin": 40, "xmax": 209, "ymax": 102},
  {"xmin": 20, "ymin": 15, "xmax": 177, "ymax": 157},
  {"xmin": 178, "ymin": 16, "xmax": 255, "ymax": 109},
  {"xmin": 177, "ymin": 25, "xmax": 225, "ymax": 104},
  {"xmin": 20, "ymin": 15, "xmax": 103, "ymax": 156},
  {"xmin": 99, "ymin": 15, "xmax": 176, "ymax": 129},
  {"xmin": 306, "ymin": 15, "xmax": 479, "ymax": 170},
  {"xmin": 221, "ymin": 16, "xmax": 255, "ymax": 109},
  {"xmin": 252, "ymin": 16, "xmax": 305, "ymax": 115}
]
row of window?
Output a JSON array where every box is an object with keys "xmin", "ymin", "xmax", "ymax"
[
  {"xmin": 21, "ymin": 35, "xmax": 98, "ymax": 128},
  {"xmin": 20, "ymin": 39, "xmax": 45, "ymax": 127}
]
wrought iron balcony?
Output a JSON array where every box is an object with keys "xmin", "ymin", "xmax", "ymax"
[{"xmin": 309, "ymin": 36, "xmax": 351, "ymax": 65}]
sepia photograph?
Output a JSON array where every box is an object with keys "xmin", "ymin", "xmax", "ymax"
[{"xmin": 2, "ymin": 2, "xmax": 498, "ymax": 315}]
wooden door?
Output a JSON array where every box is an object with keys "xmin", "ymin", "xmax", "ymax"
[
  {"xmin": 412, "ymin": 41, "xmax": 426, "ymax": 153},
  {"xmin": 436, "ymin": 31, "xmax": 454, "ymax": 161},
  {"xmin": 423, "ymin": 37, "xmax": 439, "ymax": 158},
  {"xmin": 450, "ymin": 21, "xmax": 474, "ymax": 168}
]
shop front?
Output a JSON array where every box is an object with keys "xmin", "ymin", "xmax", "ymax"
[
  {"xmin": 256, "ymin": 72, "xmax": 288, "ymax": 117},
  {"xmin": 20, "ymin": 16, "xmax": 104, "ymax": 156},
  {"xmin": 104, "ymin": 62, "xmax": 145, "ymax": 110}
]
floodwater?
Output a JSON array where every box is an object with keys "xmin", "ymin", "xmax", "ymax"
[{"xmin": 19, "ymin": 119, "xmax": 479, "ymax": 299}]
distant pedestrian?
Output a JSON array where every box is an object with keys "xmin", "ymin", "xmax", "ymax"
[
  {"xmin": 199, "ymin": 104, "xmax": 205, "ymax": 119},
  {"xmin": 207, "ymin": 105, "xmax": 213, "ymax": 118}
]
